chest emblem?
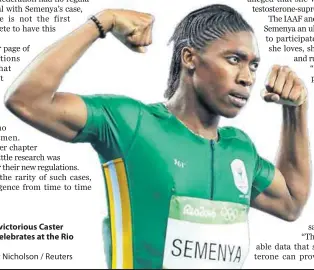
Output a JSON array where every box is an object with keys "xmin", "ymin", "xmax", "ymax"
[{"xmin": 231, "ymin": 159, "xmax": 248, "ymax": 195}]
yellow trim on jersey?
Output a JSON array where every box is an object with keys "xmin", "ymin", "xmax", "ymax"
[
  {"xmin": 103, "ymin": 158, "xmax": 133, "ymax": 269},
  {"xmin": 103, "ymin": 163, "xmax": 117, "ymax": 268}
]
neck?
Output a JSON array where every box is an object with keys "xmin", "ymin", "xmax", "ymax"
[{"xmin": 165, "ymin": 83, "xmax": 220, "ymax": 141}]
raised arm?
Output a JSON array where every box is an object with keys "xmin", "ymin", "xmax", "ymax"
[
  {"xmin": 251, "ymin": 65, "xmax": 311, "ymax": 221},
  {"xmin": 4, "ymin": 9, "xmax": 154, "ymax": 142}
]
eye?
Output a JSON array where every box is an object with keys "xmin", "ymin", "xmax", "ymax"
[
  {"xmin": 227, "ymin": 56, "xmax": 240, "ymax": 65},
  {"xmin": 250, "ymin": 62, "xmax": 259, "ymax": 72}
]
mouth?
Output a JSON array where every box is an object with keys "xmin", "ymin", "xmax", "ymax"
[{"xmin": 228, "ymin": 92, "xmax": 249, "ymax": 108}]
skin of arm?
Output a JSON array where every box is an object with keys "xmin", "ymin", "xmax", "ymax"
[
  {"xmin": 4, "ymin": 19, "xmax": 105, "ymax": 141},
  {"xmin": 251, "ymin": 66, "xmax": 311, "ymax": 222},
  {"xmin": 4, "ymin": 9, "xmax": 154, "ymax": 142}
]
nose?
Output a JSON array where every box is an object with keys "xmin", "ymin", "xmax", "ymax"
[{"xmin": 236, "ymin": 67, "xmax": 254, "ymax": 87}]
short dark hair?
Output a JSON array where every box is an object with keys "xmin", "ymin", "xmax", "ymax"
[{"xmin": 164, "ymin": 4, "xmax": 254, "ymax": 99}]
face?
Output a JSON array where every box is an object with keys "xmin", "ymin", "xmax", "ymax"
[{"xmin": 191, "ymin": 31, "xmax": 260, "ymax": 118}]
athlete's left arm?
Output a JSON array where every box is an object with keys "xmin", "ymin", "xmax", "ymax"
[{"xmin": 251, "ymin": 65, "xmax": 311, "ymax": 222}]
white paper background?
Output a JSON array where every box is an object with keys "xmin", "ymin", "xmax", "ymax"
[{"xmin": 0, "ymin": 0, "xmax": 313, "ymax": 268}]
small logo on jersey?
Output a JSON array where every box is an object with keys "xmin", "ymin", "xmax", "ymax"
[
  {"xmin": 231, "ymin": 159, "xmax": 248, "ymax": 195},
  {"xmin": 174, "ymin": 159, "xmax": 186, "ymax": 168}
]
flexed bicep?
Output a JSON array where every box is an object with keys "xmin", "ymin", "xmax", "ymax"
[
  {"xmin": 251, "ymin": 168, "xmax": 302, "ymax": 222},
  {"xmin": 4, "ymin": 8, "xmax": 154, "ymax": 143},
  {"xmin": 6, "ymin": 91, "xmax": 88, "ymax": 142}
]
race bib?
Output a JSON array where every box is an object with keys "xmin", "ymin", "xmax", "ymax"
[{"xmin": 162, "ymin": 196, "xmax": 250, "ymax": 269}]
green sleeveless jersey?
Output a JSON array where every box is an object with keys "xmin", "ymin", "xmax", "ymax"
[{"xmin": 72, "ymin": 95, "xmax": 275, "ymax": 269}]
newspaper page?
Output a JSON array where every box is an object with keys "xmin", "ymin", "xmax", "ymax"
[{"xmin": 0, "ymin": 0, "xmax": 313, "ymax": 269}]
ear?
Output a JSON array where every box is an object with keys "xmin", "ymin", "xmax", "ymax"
[{"xmin": 181, "ymin": 47, "xmax": 196, "ymax": 72}]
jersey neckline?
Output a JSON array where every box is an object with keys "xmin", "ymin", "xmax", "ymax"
[
  {"xmin": 147, "ymin": 101, "xmax": 242, "ymax": 143},
  {"xmin": 149, "ymin": 102, "xmax": 223, "ymax": 143}
]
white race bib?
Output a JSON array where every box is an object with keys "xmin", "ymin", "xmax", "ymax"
[{"xmin": 162, "ymin": 196, "xmax": 250, "ymax": 269}]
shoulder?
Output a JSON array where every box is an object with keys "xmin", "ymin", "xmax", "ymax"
[
  {"xmin": 78, "ymin": 94, "xmax": 151, "ymax": 123},
  {"xmin": 219, "ymin": 126, "xmax": 256, "ymax": 150},
  {"xmin": 220, "ymin": 126, "xmax": 252, "ymax": 142},
  {"xmin": 79, "ymin": 94, "xmax": 143, "ymax": 110}
]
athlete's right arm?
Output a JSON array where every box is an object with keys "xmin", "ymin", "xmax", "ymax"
[{"xmin": 4, "ymin": 9, "xmax": 154, "ymax": 142}]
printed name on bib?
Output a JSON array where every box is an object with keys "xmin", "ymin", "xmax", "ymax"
[{"xmin": 171, "ymin": 239, "xmax": 241, "ymax": 262}]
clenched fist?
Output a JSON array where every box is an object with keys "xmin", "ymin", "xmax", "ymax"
[
  {"xmin": 97, "ymin": 9, "xmax": 154, "ymax": 53},
  {"xmin": 262, "ymin": 65, "xmax": 307, "ymax": 106}
]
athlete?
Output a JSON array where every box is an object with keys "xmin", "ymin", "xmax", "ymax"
[{"xmin": 4, "ymin": 4, "xmax": 311, "ymax": 269}]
